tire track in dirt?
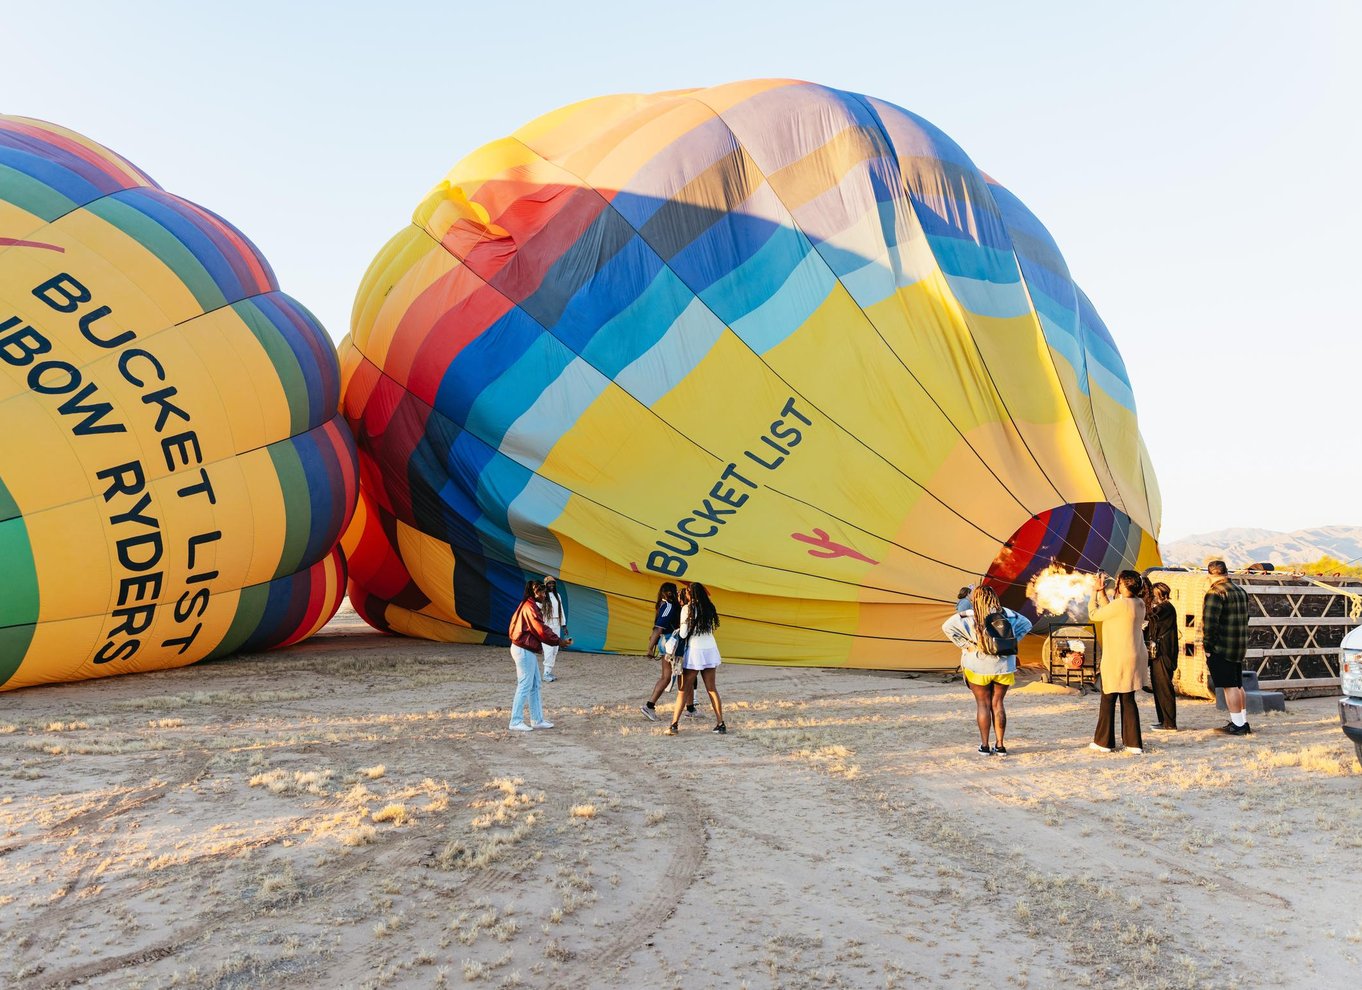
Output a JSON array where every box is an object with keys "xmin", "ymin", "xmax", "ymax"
[
  {"xmin": 956, "ymin": 770, "xmax": 1294, "ymax": 910},
  {"xmin": 505, "ymin": 730, "xmax": 709, "ymax": 989},
  {"xmin": 11, "ymin": 750, "xmax": 219, "ymax": 948},
  {"xmin": 18, "ymin": 731, "xmax": 489, "ymax": 989},
  {"xmin": 23, "ymin": 821, "xmax": 442, "ymax": 990}
]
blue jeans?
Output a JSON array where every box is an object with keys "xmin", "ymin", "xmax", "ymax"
[{"xmin": 510, "ymin": 646, "xmax": 543, "ymax": 728}]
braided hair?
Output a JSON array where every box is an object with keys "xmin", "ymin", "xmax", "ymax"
[
  {"xmin": 969, "ymin": 585, "xmax": 1003, "ymax": 656},
  {"xmin": 686, "ymin": 582, "xmax": 720, "ymax": 636}
]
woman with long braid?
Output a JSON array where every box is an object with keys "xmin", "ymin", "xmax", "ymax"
[
  {"xmin": 667, "ymin": 582, "xmax": 725, "ymax": 735},
  {"xmin": 942, "ymin": 585, "xmax": 1032, "ymax": 755}
]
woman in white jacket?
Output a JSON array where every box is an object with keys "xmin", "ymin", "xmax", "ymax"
[
  {"xmin": 667, "ymin": 582, "xmax": 725, "ymax": 735},
  {"xmin": 941, "ymin": 585, "xmax": 1033, "ymax": 755},
  {"xmin": 540, "ymin": 575, "xmax": 567, "ymax": 682}
]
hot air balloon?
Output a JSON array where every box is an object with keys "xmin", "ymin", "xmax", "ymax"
[
  {"xmin": 0, "ymin": 116, "xmax": 357, "ymax": 690},
  {"xmin": 339, "ymin": 79, "xmax": 1160, "ymax": 667}
]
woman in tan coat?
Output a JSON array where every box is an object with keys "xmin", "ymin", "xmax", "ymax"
[{"xmin": 1088, "ymin": 570, "xmax": 1148, "ymax": 754}]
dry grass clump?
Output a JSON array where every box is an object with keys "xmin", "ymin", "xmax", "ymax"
[
  {"xmin": 147, "ymin": 717, "xmax": 185, "ymax": 729},
  {"xmin": 248, "ymin": 767, "xmax": 334, "ymax": 796},
  {"xmin": 361, "ymin": 764, "xmax": 386, "ymax": 779},
  {"xmin": 372, "ymin": 911, "xmax": 408, "ymax": 937},
  {"xmin": 439, "ymin": 818, "xmax": 537, "ymax": 870},
  {"xmin": 438, "ymin": 779, "xmax": 542, "ymax": 870},
  {"xmin": 1255, "ymin": 744, "xmax": 1357, "ymax": 777},
  {"xmin": 543, "ymin": 939, "xmax": 574, "ymax": 961},
  {"xmin": 341, "ymin": 824, "xmax": 377, "ymax": 846},
  {"xmin": 342, "ymin": 782, "xmax": 375, "ymax": 806},
  {"xmin": 44, "ymin": 720, "xmax": 90, "ymax": 732},
  {"xmin": 372, "ymin": 803, "xmax": 409, "ymax": 825},
  {"xmin": 447, "ymin": 903, "xmax": 520, "ymax": 948},
  {"xmin": 569, "ymin": 804, "xmax": 597, "ymax": 819},
  {"xmin": 114, "ymin": 688, "xmax": 312, "ymax": 710},
  {"xmin": 258, "ymin": 865, "xmax": 299, "ymax": 904},
  {"xmin": 471, "ymin": 777, "xmax": 543, "ymax": 829},
  {"xmin": 794, "ymin": 743, "xmax": 861, "ymax": 779},
  {"xmin": 21, "ymin": 737, "xmax": 169, "ymax": 756},
  {"xmin": 457, "ymin": 949, "xmax": 512, "ymax": 980}
]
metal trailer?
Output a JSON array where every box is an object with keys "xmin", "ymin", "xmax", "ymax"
[{"xmin": 1144, "ymin": 568, "xmax": 1361, "ymax": 699}]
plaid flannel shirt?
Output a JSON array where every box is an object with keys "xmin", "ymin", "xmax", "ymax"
[{"xmin": 1202, "ymin": 577, "xmax": 1250, "ymax": 662}]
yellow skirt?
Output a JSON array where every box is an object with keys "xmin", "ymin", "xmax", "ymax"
[{"xmin": 963, "ymin": 669, "xmax": 1015, "ymax": 687}]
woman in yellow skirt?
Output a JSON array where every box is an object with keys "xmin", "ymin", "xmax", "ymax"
[{"xmin": 942, "ymin": 585, "xmax": 1033, "ymax": 755}]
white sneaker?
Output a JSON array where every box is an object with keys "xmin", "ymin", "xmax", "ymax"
[
  {"xmin": 1088, "ymin": 742, "xmax": 1112, "ymax": 752},
  {"xmin": 532, "ymin": 720, "xmax": 554, "ymax": 729},
  {"xmin": 509, "ymin": 723, "xmax": 534, "ymax": 732},
  {"xmin": 1126, "ymin": 747, "xmax": 1144, "ymax": 754},
  {"xmin": 543, "ymin": 674, "xmax": 557, "ymax": 682}
]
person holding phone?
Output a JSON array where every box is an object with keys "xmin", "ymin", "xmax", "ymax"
[
  {"xmin": 507, "ymin": 580, "xmax": 573, "ymax": 731},
  {"xmin": 1088, "ymin": 571, "xmax": 1147, "ymax": 753}
]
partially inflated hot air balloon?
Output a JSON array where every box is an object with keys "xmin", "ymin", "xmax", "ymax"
[
  {"xmin": 0, "ymin": 117, "xmax": 357, "ymax": 690},
  {"xmin": 340, "ymin": 79, "xmax": 1161, "ymax": 667}
]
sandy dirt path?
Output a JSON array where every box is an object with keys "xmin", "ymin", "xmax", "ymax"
[{"xmin": 2, "ymin": 607, "xmax": 1359, "ymax": 989}]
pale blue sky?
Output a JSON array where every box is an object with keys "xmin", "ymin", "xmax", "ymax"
[{"xmin": 8, "ymin": 0, "xmax": 1359, "ymax": 541}]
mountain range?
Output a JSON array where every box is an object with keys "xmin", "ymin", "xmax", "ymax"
[{"xmin": 1160, "ymin": 526, "xmax": 1362, "ymax": 569}]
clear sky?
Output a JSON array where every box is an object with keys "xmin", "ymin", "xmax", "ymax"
[{"xmin": 8, "ymin": 0, "xmax": 1358, "ymax": 542}]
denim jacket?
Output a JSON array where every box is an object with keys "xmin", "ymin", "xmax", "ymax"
[{"xmin": 941, "ymin": 607, "xmax": 1033, "ymax": 676}]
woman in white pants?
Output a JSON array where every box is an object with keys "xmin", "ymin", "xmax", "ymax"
[{"xmin": 540, "ymin": 575, "xmax": 567, "ymax": 682}]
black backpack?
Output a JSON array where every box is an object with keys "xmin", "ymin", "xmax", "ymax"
[{"xmin": 978, "ymin": 611, "xmax": 1017, "ymax": 655}]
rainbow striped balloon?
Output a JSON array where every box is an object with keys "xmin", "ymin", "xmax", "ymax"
[
  {"xmin": 341, "ymin": 80, "xmax": 1161, "ymax": 667},
  {"xmin": 0, "ymin": 116, "xmax": 357, "ymax": 690}
]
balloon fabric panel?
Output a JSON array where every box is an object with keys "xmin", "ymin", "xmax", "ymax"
[
  {"xmin": 340, "ymin": 81, "xmax": 1162, "ymax": 667},
  {"xmin": 0, "ymin": 116, "xmax": 358, "ymax": 691}
]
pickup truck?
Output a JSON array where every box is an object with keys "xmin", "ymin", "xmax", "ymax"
[{"xmin": 1341, "ymin": 625, "xmax": 1362, "ymax": 764}]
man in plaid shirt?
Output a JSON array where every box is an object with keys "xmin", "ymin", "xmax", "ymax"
[{"xmin": 1203, "ymin": 560, "xmax": 1252, "ymax": 735}]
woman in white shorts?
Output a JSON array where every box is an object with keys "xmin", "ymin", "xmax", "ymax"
[{"xmin": 667, "ymin": 582, "xmax": 725, "ymax": 735}]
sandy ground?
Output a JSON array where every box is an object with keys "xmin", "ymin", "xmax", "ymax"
[{"xmin": 2, "ymin": 605, "xmax": 1360, "ymax": 990}]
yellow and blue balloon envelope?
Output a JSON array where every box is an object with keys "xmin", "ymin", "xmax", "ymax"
[
  {"xmin": 340, "ymin": 80, "xmax": 1162, "ymax": 666},
  {"xmin": 0, "ymin": 116, "xmax": 357, "ymax": 690}
]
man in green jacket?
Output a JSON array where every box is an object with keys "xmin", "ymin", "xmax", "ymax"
[{"xmin": 1203, "ymin": 560, "xmax": 1252, "ymax": 735}]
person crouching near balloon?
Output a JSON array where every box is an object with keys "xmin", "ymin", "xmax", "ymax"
[
  {"xmin": 507, "ymin": 580, "xmax": 572, "ymax": 732},
  {"xmin": 942, "ymin": 585, "xmax": 1033, "ymax": 755},
  {"xmin": 641, "ymin": 582, "xmax": 680, "ymax": 721},
  {"xmin": 667, "ymin": 582, "xmax": 724, "ymax": 735},
  {"xmin": 1088, "ymin": 570, "xmax": 1147, "ymax": 754}
]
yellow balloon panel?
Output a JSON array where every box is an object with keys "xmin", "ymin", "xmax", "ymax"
[
  {"xmin": 1, "ymin": 116, "xmax": 357, "ymax": 691},
  {"xmin": 340, "ymin": 82, "xmax": 1161, "ymax": 666}
]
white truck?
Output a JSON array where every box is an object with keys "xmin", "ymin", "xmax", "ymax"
[{"xmin": 1341, "ymin": 625, "xmax": 1362, "ymax": 763}]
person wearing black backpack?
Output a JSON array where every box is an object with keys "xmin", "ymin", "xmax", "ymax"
[{"xmin": 942, "ymin": 585, "xmax": 1033, "ymax": 755}]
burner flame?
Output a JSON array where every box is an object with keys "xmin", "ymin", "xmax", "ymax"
[{"xmin": 1028, "ymin": 565, "xmax": 1093, "ymax": 618}]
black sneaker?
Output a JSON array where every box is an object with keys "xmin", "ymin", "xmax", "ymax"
[
  {"xmin": 992, "ymin": 745, "xmax": 1008, "ymax": 756},
  {"xmin": 977, "ymin": 744, "xmax": 992, "ymax": 756},
  {"xmin": 1229, "ymin": 722, "xmax": 1252, "ymax": 735},
  {"xmin": 712, "ymin": 722, "xmax": 727, "ymax": 734},
  {"xmin": 666, "ymin": 723, "xmax": 678, "ymax": 735}
]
